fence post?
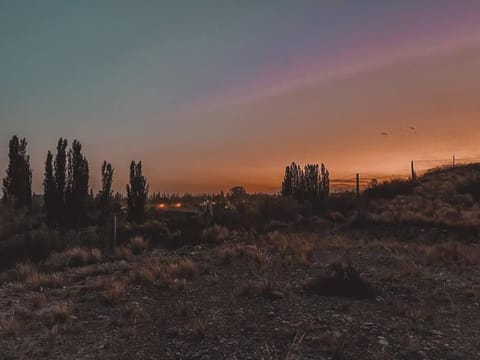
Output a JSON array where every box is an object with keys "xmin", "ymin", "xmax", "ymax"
[
  {"xmin": 355, "ymin": 173, "xmax": 361, "ymax": 216},
  {"xmin": 113, "ymin": 215, "xmax": 117, "ymax": 252},
  {"xmin": 411, "ymin": 160, "xmax": 416, "ymax": 180},
  {"xmin": 453, "ymin": 155, "xmax": 455, "ymax": 168},
  {"xmin": 356, "ymin": 173, "xmax": 360, "ymax": 201}
]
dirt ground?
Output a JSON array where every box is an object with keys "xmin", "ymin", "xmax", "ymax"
[{"xmin": 1, "ymin": 230, "xmax": 480, "ymax": 360}]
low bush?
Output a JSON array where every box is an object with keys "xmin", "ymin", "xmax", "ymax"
[
  {"xmin": 202, "ymin": 225, "xmax": 229, "ymax": 243},
  {"xmin": 257, "ymin": 196, "xmax": 300, "ymax": 223},
  {"xmin": 304, "ymin": 262, "xmax": 376, "ymax": 299},
  {"xmin": 364, "ymin": 178, "xmax": 417, "ymax": 200},
  {"xmin": 129, "ymin": 236, "xmax": 148, "ymax": 254},
  {"xmin": 457, "ymin": 177, "xmax": 480, "ymax": 201}
]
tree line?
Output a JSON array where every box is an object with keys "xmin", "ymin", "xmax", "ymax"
[
  {"xmin": 2, "ymin": 135, "xmax": 149, "ymax": 228},
  {"xmin": 281, "ymin": 161, "xmax": 330, "ymax": 206}
]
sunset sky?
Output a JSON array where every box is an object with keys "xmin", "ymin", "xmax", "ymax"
[{"xmin": 1, "ymin": 1, "xmax": 480, "ymax": 194}]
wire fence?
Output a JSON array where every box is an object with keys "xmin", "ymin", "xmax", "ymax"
[{"xmin": 329, "ymin": 156, "xmax": 480, "ymax": 191}]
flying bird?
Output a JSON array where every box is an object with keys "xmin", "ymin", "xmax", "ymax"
[
  {"xmin": 380, "ymin": 132, "xmax": 389, "ymax": 136},
  {"xmin": 409, "ymin": 126, "xmax": 416, "ymax": 131}
]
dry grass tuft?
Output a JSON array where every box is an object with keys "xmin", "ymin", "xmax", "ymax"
[
  {"xmin": 421, "ymin": 242, "xmax": 477, "ymax": 265},
  {"xmin": 1, "ymin": 314, "xmax": 21, "ymax": 337},
  {"xmin": 130, "ymin": 236, "xmax": 148, "ymax": 255},
  {"xmin": 114, "ymin": 246, "xmax": 133, "ymax": 260},
  {"xmin": 31, "ymin": 293, "xmax": 47, "ymax": 310},
  {"xmin": 246, "ymin": 246, "xmax": 271, "ymax": 269},
  {"xmin": 25, "ymin": 272, "xmax": 64, "ymax": 290},
  {"xmin": 104, "ymin": 279, "xmax": 127, "ymax": 305},
  {"xmin": 14, "ymin": 262, "xmax": 36, "ymax": 281},
  {"xmin": 262, "ymin": 232, "xmax": 315, "ymax": 265},
  {"xmin": 46, "ymin": 247, "xmax": 102, "ymax": 269},
  {"xmin": 50, "ymin": 303, "xmax": 71, "ymax": 324},
  {"xmin": 131, "ymin": 257, "xmax": 197, "ymax": 287},
  {"xmin": 168, "ymin": 258, "xmax": 197, "ymax": 279}
]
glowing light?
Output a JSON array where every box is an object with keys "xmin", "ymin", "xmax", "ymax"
[
  {"xmin": 157, "ymin": 203, "xmax": 166, "ymax": 209},
  {"xmin": 175, "ymin": 203, "xmax": 182, "ymax": 208}
]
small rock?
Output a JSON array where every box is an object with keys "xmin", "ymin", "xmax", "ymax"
[{"xmin": 378, "ymin": 337, "xmax": 389, "ymax": 346}]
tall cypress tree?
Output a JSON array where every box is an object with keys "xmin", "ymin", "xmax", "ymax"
[
  {"xmin": 2, "ymin": 136, "xmax": 32, "ymax": 210},
  {"xmin": 43, "ymin": 151, "xmax": 56, "ymax": 229},
  {"xmin": 98, "ymin": 161, "xmax": 114, "ymax": 224},
  {"xmin": 65, "ymin": 140, "xmax": 89, "ymax": 229},
  {"xmin": 126, "ymin": 161, "xmax": 148, "ymax": 223},
  {"xmin": 54, "ymin": 138, "xmax": 68, "ymax": 226},
  {"xmin": 281, "ymin": 165, "xmax": 293, "ymax": 196}
]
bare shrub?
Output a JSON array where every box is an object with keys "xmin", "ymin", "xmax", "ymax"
[
  {"xmin": 202, "ymin": 225, "xmax": 229, "ymax": 243},
  {"xmin": 304, "ymin": 262, "xmax": 376, "ymax": 299}
]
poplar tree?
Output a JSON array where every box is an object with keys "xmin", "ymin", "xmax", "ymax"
[
  {"xmin": 43, "ymin": 151, "xmax": 56, "ymax": 228},
  {"xmin": 98, "ymin": 161, "xmax": 114, "ymax": 224},
  {"xmin": 54, "ymin": 138, "xmax": 68, "ymax": 226},
  {"xmin": 2, "ymin": 136, "xmax": 32, "ymax": 210},
  {"xmin": 126, "ymin": 161, "xmax": 148, "ymax": 223},
  {"xmin": 65, "ymin": 140, "xmax": 89, "ymax": 228}
]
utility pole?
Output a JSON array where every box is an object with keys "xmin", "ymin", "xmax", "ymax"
[{"xmin": 453, "ymin": 155, "xmax": 456, "ymax": 168}]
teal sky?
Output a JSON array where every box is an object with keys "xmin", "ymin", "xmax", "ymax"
[{"xmin": 1, "ymin": 1, "xmax": 480, "ymax": 193}]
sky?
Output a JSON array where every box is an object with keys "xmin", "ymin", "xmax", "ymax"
[{"xmin": 1, "ymin": 1, "xmax": 480, "ymax": 194}]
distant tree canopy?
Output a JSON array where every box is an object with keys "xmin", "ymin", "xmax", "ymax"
[
  {"xmin": 44, "ymin": 139, "xmax": 89, "ymax": 229},
  {"xmin": 127, "ymin": 161, "xmax": 148, "ymax": 223},
  {"xmin": 229, "ymin": 186, "xmax": 247, "ymax": 201},
  {"xmin": 2, "ymin": 136, "xmax": 32, "ymax": 210},
  {"xmin": 281, "ymin": 162, "xmax": 330, "ymax": 204}
]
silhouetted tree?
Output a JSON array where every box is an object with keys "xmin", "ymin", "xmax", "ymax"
[
  {"xmin": 320, "ymin": 163, "xmax": 330, "ymax": 199},
  {"xmin": 229, "ymin": 186, "xmax": 247, "ymax": 202},
  {"xmin": 126, "ymin": 161, "xmax": 148, "ymax": 223},
  {"xmin": 281, "ymin": 165, "xmax": 293, "ymax": 197},
  {"xmin": 54, "ymin": 138, "xmax": 68, "ymax": 226},
  {"xmin": 281, "ymin": 162, "xmax": 330, "ymax": 209},
  {"xmin": 65, "ymin": 140, "xmax": 89, "ymax": 229},
  {"xmin": 2, "ymin": 136, "xmax": 32, "ymax": 210},
  {"xmin": 43, "ymin": 151, "xmax": 56, "ymax": 229},
  {"xmin": 98, "ymin": 161, "xmax": 114, "ymax": 224}
]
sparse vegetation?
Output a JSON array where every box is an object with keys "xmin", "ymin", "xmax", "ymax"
[
  {"xmin": 202, "ymin": 224, "xmax": 229, "ymax": 243},
  {"xmin": 25, "ymin": 272, "xmax": 64, "ymax": 290},
  {"xmin": 104, "ymin": 279, "xmax": 127, "ymax": 305},
  {"xmin": 45, "ymin": 247, "xmax": 102, "ymax": 269},
  {"xmin": 2, "ymin": 146, "xmax": 480, "ymax": 358}
]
